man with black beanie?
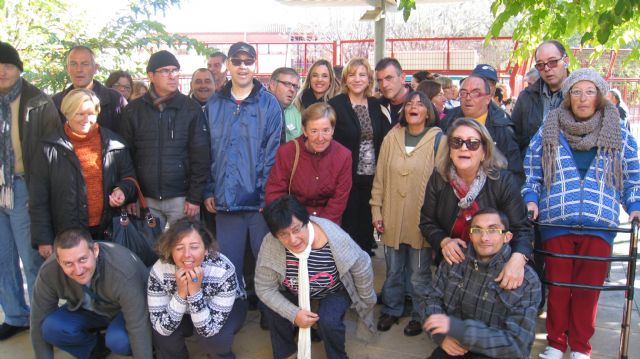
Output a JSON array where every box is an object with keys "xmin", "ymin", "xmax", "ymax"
[
  {"xmin": 119, "ymin": 50, "xmax": 210, "ymax": 229},
  {"xmin": 0, "ymin": 41, "xmax": 60, "ymax": 340}
]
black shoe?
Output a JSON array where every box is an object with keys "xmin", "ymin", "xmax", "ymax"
[
  {"xmin": 377, "ymin": 313, "xmax": 399, "ymax": 331},
  {"xmin": 89, "ymin": 333, "xmax": 110, "ymax": 359},
  {"xmin": 260, "ymin": 313, "xmax": 269, "ymax": 330},
  {"xmin": 0, "ymin": 323, "xmax": 29, "ymax": 340},
  {"xmin": 403, "ymin": 320, "xmax": 423, "ymax": 336}
]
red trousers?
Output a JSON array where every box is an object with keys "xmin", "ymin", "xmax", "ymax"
[{"xmin": 543, "ymin": 234, "xmax": 610, "ymax": 355}]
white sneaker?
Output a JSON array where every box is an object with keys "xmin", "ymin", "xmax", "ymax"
[
  {"xmin": 539, "ymin": 346, "xmax": 564, "ymax": 359},
  {"xmin": 570, "ymin": 352, "xmax": 590, "ymax": 359}
]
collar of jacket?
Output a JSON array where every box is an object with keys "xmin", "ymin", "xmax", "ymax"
[
  {"xmin": 218, "ymin": 78, "xmax": 264, "ymax": 102},
  {"xmin": 62, "ymin": 80, "xmax": 113, "ymax": 106},
  {"xmin": 140, "ymin": 89, "xmax": 188, "ymax": 110},
  {"xmin": 465, "ymin": 241, "xmax": 512, "ymax": 271},
  {"xmin": 486, "ymin": 101, "xmax": 511, "ymax": 127},
  {"xmin": 44, "ymin": 125, "xmax": 125, "ymax": 153}
]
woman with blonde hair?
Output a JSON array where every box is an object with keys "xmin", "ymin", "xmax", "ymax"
[
  {"xmin": 420, "ymin": 118, "xmax": 533, "ymax": 289},
  {"xmin": 329, "ymin": 57, "xmax": 391, "ymax": 255},
  {"xmin": 29, "ymin": 88, "xmax": 137, "ymax": 257},
  {"xmin": 295, "ymin": 59, "xmax": 340, "ymax": 111}
]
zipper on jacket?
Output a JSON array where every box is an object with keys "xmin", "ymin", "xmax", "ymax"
[{"xmin": 158, "ymin": 111, "xmax": 164, "ymax": 199}]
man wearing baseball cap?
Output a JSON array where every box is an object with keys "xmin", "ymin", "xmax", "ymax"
[
  {"xmin": 441, "ymin": 71, "xmax": 524, "ymax": 183},
  {"xmin": 119, "ymin": 50, "xmax": 210, "ymax": 228},
  {"xmin": 204, "ymin": 42, "xmax": 282, "ymax": 330},
  {"xmin": 471, "ymin": 64, "xmax": 499, "ymax": 95},
  {"xmin": 0, "ymin": 42, "xmax": 60, "ymax": 340}
]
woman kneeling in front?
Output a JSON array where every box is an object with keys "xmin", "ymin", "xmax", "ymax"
[
  {"xmin": 147, "ymin": 218, "xmax": 245, "ymax": 359},
  {"xmin": 256, "ymin": 195, "xmax": 377, "ymax": 359}
]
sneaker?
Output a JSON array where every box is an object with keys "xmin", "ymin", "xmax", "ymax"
[
  {"xmin": 570, "ymin": 352, "xmax": 590, "ymax": 359},
  {"xmin": 0, "ymin": 323, "xmax": 29, "ymax": 340},
  {"xmin": 539, "ymin": 346, "xmax": 563, "ymax": 359}
]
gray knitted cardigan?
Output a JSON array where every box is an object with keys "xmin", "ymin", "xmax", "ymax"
[{"xmin": 255, "ymin": 216, "xmax": 377, "ymax": 333}]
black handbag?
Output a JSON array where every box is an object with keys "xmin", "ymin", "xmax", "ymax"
[{"xmin": 110, "ymin": 177, "xmax": 161, "ymax": 266}]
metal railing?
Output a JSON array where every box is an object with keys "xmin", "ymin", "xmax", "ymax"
[{"xmin": 532, "ymin": 219, "xmax": 638, "ymax": 359}]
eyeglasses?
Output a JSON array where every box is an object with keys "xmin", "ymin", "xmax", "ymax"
[
  {"xmin": 534, "ymin": 56, "xmax": 566, "ymax": 71},
  {"xmin": 569, "ymin": 89, "xmax": 598, "ymax": 97},
  {"xmin": 154, "ymin": 68, "xmax": 180, "ymax": 77},
  {"xmin": 276, "ymin": 223, "xmax": 306, "ymax": 241},
  {"xmin": 449, "ymin": 137, "xmax": 483, "ymax": 151},
  {"xmin": 459, "ymin": 90, "xmax": 487, "ymax": 99},
  {"xmin": 307, "ymin": 128, "xmax": 333, "ymax": 137},
  {"xmin": 229, "ymin": 58, "xmax": 256, "ymax": 67},
  {"xmin": 469, "ymin": 227, "xmax": 506, "ymax": 237},
  {"xmin": 276, "ymin": 79, "xmax": 300, "ymax": 91}
]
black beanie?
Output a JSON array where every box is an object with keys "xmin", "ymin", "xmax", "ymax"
[
  {"xmin": 0, "ymin": 42, "xmax": 24, "ymax": 72},
  {"xmin": 146, "ymin": 50, "xmax": 180, "ymax": 73}
]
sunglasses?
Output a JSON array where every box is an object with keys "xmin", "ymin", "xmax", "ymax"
[
  {"xmin": 449, "ymin": 137, "xmax": 483, "ymax": 151},
  {"xmin": 534, "ymin": 56, "xmax": 566, "ymax": 71},
  {"xmin": 229, "ymin": 58, "xmax": 255, "ymax": 67}
]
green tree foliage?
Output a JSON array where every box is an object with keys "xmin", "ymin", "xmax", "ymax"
[
  {"xmin": 0, "ymin": 0, "xmax": 206, "ymax": 93},
  {"xmin": 399, "ymin": 0, "xmax": 640, "ymax": 66},
  {"xmin": 488, "ymin": 0, "xmax": 640, "ymax": 65}
]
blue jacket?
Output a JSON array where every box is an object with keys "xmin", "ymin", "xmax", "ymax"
[
  {"xmin": 522, "ymin": 125, "xmax": 640, "ymax": 244},
  {"xmin": 205, "ymin": 79, "xmax": 283, "ymax": 211}
]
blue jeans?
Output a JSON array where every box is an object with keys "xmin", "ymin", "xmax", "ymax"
[
  {"xmin": 380, "ymin": 244, "xmax": 432, "ymax": 321},
  {"xmin": 264, "ymin": 289, "xmax": 351, "ymax": 359},
  {"xmin": 153, "ymin": 298, "xmax": 248, "ymax": 359},
  {"xmin": 41, "ymin": 305, "xmax": 132, "ymax": 358},
  {"xmin": 0, "ymin": 176, "xmax": 43, "ymax": 326},
  {"xmin": 216, "ymin": 211, "xmax": 268, "ymax": 289}
]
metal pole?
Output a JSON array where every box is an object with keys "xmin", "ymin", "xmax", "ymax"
[
  {"xmin": 374, "ymin": 0, "xmax": 386, "ymax": 65},
  {"xmin": 619, "ymin": 219, "xmax": 638, "ymax": 358}
]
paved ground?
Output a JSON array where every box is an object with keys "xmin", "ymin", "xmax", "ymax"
[{"xmin": 1, "ymin": 233, "xmax": 638, "ymax": 358}]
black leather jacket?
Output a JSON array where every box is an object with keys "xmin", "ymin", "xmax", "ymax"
[
  {"xmin": 511, "ymin": 78, "xmax": 545, "ymax": 157},
  {"xmin": 419, "ymin": 170, "xmax": 533, "ymax": 261},
  {"xmin": 329, "ymin": 94, "xmax": 391, "ymax": 176},
  {"xmin": 29, "ymin": 127, "xmax": 137, "ymax": 246},
  {"xmin": 119, "ymin": 92, "xmax": 210, "ymax": 204},
  {"xmin": 16, "ymin": 79, "xmax": 61, "ymax": 182}
]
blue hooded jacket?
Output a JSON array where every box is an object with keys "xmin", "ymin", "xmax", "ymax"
[{"xmin": 205, "ymin": 79, "xmax": 283, "ymax": 211}]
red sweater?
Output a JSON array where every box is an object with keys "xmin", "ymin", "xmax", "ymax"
[{"xmin": 265, "ymin": 137, "xmax": 352, "ymax": 224}]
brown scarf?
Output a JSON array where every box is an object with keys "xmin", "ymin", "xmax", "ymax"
[
  {"xmin": 542, "ymin": 102, "xmax": 622, "ymax": 191},
  {"xmin": 148, "ymin": 84, "xmax": 177, "ymax": 112}
]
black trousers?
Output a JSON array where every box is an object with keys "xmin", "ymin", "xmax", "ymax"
[{"xmin": 341, "ymin": 174, "xmax": 374, "ymax": 254}]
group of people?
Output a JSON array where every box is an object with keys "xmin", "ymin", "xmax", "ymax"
[{"xmin": 0, "ymin": 36, "xmax": 637, "ymax": 359}]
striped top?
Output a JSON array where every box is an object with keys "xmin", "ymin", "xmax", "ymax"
[{"xmin": 283, "ymin": 243, "xmax": 343, "ymax": 299}]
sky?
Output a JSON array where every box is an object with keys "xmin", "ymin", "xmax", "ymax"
[{"xmin": 74, "ymin": 0, "xmax": 379, "ymax": 33}]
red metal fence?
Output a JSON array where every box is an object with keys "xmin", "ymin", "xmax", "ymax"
[{"xmin": 198, "ymin": 37, "xmax": 639, "ymax": 122}]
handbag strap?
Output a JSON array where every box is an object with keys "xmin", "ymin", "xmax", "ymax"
[
  {"xmin": 123, "ymin": 176, "xmax": 150, "ymax": 210},
  {"xmin": 289, "ymin": 140, "xmax": 300, "ymax": 194}
]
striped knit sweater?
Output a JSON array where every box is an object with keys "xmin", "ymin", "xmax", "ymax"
[
  {"xmin": 147, "ymin": 253, "xmax": 239, "ymax": 337},
  {"xmin": 522, "ymin": 125, "xmax": 640, "ymax": 244}
]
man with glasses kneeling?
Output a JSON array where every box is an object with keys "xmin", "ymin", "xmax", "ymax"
[{"xmin": 422, "ymin": 208, "xmax": 541, "ymax": 359}]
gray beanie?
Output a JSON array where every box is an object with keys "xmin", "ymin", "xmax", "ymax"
[{"xmin": 561, "ymin": 68, "xmax": 609, "ymax": 98}]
